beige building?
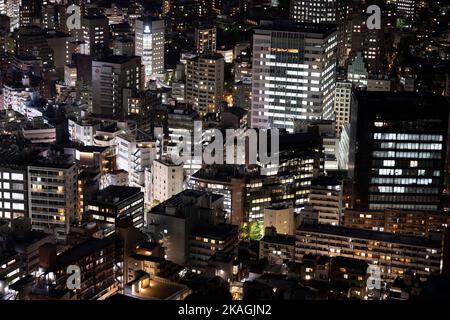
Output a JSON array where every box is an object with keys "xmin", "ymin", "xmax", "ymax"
[
  {"xmin": 263, "ymin": 205, "xmax": 295, "ymax": 235},
  {"xmin": 333, "ymin": 81, "xmax": 352, "ymax": 137},
  {"xmin": 186, "ymin": 53, "xmax": 224, "ymax": 115},
  {"xmin": 150, "ymin": 158, "xmax": 184, "ymax": 206},
  {"xmin": 195, "ymin": 26, "xmax": 216, "ymax": 54}
]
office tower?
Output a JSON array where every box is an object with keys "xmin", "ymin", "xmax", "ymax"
[
  {"xmin": 19, "ymin": 0, "xmax": 40, "ymax": 26},
  {"xmin": 188, "ymin": 166, "xmax": 247, "ymax": 226},
  {"xmin": 334, "ymin": 81, "xmax": 352, "ymax": 137},
  {"xmin": 6, "ymin": 0, "xmax": 20, "ymax": 31},
  {"xmin": 186, "ymin": 53, "xmax": 224, "ymax": 115},
  {"xmin": 0, "ymin": 250, "xmax": 23, "ymax": 292},
  {"xmin": 350, "ymin": 14, "xmax": 386, "ymax": 74},
  {"xmin": 347, "ymin": 51, "xmax": 368, "ymax": 88},
  {"xmin": 87, "ymin": 186, "xmax": 145, "ymax": 229},
  {"xmin": 291, "ymin": 0, "xmax": 350, "ymax": 62},
  {"xmin": 28, "ymin": 155, "xmax": 77, "ymax": 242},
  {"xmin": 15, "ymin": 26, "xmax": 54, "ymax": 70},
  {"xmin": 45, "ymin": 30, "xmax": 73, "ymax": 76},
  {"xmin": 189, "ymin": 132, "xmax": 323, "ymax": 230},
  {"xmin": 150, "ymin": 158, "xmax": 184, "ymax": 206},
  {"xmin": 80, "ymin": 15, "xmax": 110, "ymax": 57},
  {"xmin": 0, "ymin": 147, "xmax": 35, "ymax": 220},
  {"xmin": 92, "ymin": 55, "xmax": 143, "ymax": 118},
  {"xmin": 134, "ymin": 16, "xmax": 165, "ymax": 84},
  {"xmin": 387, "ymin": 0, "xmax": 416, "ymax": 26},
  {"xmin": 251, "ymin": 22, "xmax": 337, "ymax": 132},
  {"xmin": 195, "ymin": 26, "xmax": 217, "ymax": 54},
  {"xmin": 349, "ymin": 92, "xmax": 449, "ymax": 212},
  {"xmin": 295, "ymin": 223, "xmax": 444, "ymax": 282}
]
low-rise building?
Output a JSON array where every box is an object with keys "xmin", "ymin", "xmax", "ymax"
[{"xmin": 296, "ymin": 223, "xmax": 444, "ymax": 282}]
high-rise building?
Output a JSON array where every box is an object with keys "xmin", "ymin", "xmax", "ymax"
[
  {"xmin": 349, "ymin": 92, "xmax": 449, "ymax": 212},
  {"xmin": 0, "ymin": 148, "xmax": 33, "ymax": 221},
  {"xmin": 28, "ymin": 155, "xmax": 77, "ymax": 242},
  {"xmin": 333, "ymin": 81, "xmax": 352, "ymax": 137},
  {"xmin": 250, "ymin": 22, "xmax": 337, "ymax": 132},
  {"xmin": 19, "ymin": 0, "xmax": 39, "ymax": 26},
  {"xmin": 387, "ymin": 0, "xmax": 416, "ymax": 25},
  {"xmin": 134, "ymin": 16, "xmax": 165, "ymax": 84},
  {"xmin": 291, "ymin": 0, "xmax": 350, "ymax": 62},
  {"xmin": 80, "ymin": 15, "xmax": 110, "ymax": 57},
  {"xmin": 186, "ymin": 53, "xmax": 224, "ymax": 115},
  {"xmin": 349, "ymin": 13, "xmax": 387, "ymax": 74},
  {"xmin": 15, "ymin": 26, "xmax": 54, "ymax": 70},
  {"xmin": 194, "ymin": 26, "xmax": 216, "ymax": 54},
  {"xmin": 92, "ymin": 55, "xmax": 143, "ymax": 118},
  {"xmin": 347, "ymin": 51, "xmax": 368, "ymax": 88}
]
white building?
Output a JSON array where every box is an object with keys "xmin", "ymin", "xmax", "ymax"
[
  {"xmin": 150, "ymin": 158, "xmax": 184, "ymax": 206},
  {"xmin": 0, "ymin": 165, "xmax": 28, "ymax": 221},
  {"xmin": 251, "ymin": 22, "xmax": 337, "ymax": 132},
  {"xmin": 134, "ymin": 16, "xmax": 165, "ymax": 84},
  {"xmin": 68, "ymin": 118, "xmax": 101, "ymax": 146},
  {"xmin": 116, "ymin": 131, "xmax": 158, "ymax": 189},
  {"xmin": 2, "ymin": 84, "xmax": 37, "ymax": 114}
]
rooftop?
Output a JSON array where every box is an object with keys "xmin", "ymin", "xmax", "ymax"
[
  {"xmin": 125, "ymin": 273, "xmax": 189, "ymax": 300},
  {"xmin": 256, "ymin": 21, "xmax": 337, "ymax": 36},
  {"xmin": 56, "ymin": 236, "xmax": 115, "ymax": 267},
  {"xmin": 91, "ymin": 185, "xmax": 143, "ymax": 205},
  {"xmin": 261, "ymin": 233, "xmax": 296, "ymax": 246},
  {"xmin": 95, "ymin": 55, "xmax": 139, "ymax": 65},
  {"xmin": 192, "ymin": 223, "xmax": 238, "ymax": 240},
  {"xmin": 298, "ymin": 223, "xmax": 442, "ymax": 248},
  {"xmin": 29, "ymin": 154, "xmax": 75, "ymax": 169}
]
